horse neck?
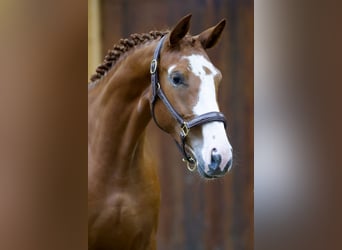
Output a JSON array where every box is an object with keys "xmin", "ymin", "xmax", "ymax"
[{"xmin": 88, "ymin": 41, "xmax": 157, "ymax": 179}]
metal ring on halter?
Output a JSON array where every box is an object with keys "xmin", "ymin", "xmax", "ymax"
[
  {"xmin": 150, "ymin": 59, "xmax": 157, "ymax": 74},
  {"xmin": 182, "ymin": 157, "xmax": 197, "ymax": 171},
  {"xmin": 180, "ymin": 122, "xmax": 189, "ymax": 137}
]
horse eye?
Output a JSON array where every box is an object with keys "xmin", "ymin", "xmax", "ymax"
[{"xmin": 170, "ymin": 72, "xmax": 184, "ymax": 86}]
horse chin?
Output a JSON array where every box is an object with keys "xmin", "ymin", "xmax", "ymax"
[{"xmin": 196, "ymin": 159, "xmax": 220, "ymax": 180}]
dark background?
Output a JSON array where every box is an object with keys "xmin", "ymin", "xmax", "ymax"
[{"xmin": 95, "ymin": 1, "xmax": 254, "ymax": 249}]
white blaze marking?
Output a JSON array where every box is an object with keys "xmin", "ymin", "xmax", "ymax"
[{"xmin": 184, "ymin": 54, "xmax": 232, "ymax": 171}]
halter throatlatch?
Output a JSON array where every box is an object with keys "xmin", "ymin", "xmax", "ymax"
[{"xmin": 150, "ymin": 36, "xmax": 227, "ymax": 171}]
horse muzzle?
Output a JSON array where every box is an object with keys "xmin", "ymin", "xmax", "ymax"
[{"xmin": 193, "ymin": 146, "xmax": 233, "ymax": 179}]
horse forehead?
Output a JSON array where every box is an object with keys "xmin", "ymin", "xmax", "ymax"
[{"xmin": 181, "ymin": 54, "xmax": 218, "ymax": 76}]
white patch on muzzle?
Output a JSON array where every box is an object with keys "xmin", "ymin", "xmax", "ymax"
[{"xmin": 184, "ymin": 54, "xmax": 232, "ymax": 172}]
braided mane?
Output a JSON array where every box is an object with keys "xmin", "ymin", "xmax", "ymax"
[{"xmin": 89, "ymin": 30, "xmax": 169, "ymax": 84}]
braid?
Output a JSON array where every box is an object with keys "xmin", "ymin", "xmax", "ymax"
[{"xmin": 89, "ymin": 30, "xmax": 168, "ymax": 84}]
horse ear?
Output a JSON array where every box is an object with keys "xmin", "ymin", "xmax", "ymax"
[
  {"xmin": 169, "ymin": 14, "xmax": 192, "ymax": 46},
  {"xmin": 197, "ymin": 19, "xmax": 226, "ymax": 49}
]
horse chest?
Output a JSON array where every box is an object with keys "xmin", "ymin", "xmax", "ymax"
[{"xmin": 89, "ymin": 184, "xmax": 160, "ymax": 250}]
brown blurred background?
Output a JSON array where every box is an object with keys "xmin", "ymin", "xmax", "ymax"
[{"xmin": 89, "ymin": 1, "xmax": 254, "ymax": 249}]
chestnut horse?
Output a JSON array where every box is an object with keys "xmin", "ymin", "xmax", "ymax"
[{"xmin": 88, "ymin": 14, "xmax": 233, "ymax": 250}]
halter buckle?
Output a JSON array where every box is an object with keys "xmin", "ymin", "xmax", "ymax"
[
  {"xmin": 150, "ymin": 59, "xmax": 157, "ymax": 74},
  {"xmin": 180, "ymin": 122, "xmax": 189, "ymax": 137}
]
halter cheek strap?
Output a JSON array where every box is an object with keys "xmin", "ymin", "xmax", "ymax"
[{"xmin": 150, "ymin": 36, "xmax": 227, "ymax": 170}]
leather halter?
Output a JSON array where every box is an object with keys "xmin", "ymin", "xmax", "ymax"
[{"xmin": 150, "ymin": 36, "xmax": 227, "ymax": 170}]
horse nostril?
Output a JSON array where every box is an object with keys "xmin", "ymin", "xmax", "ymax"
[{"xmin": 208, "ymin": 148, "xmax": 222, "ymax": 171}]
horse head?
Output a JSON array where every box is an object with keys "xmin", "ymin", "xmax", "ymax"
[{"xmin": 152, "ymin": 14, "xmax": 233, "ymax": 179}]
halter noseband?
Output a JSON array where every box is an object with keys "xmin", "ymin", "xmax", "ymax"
[{"xmin": 150, "ymin": 36, "xmax": 227, "ymax": 170}]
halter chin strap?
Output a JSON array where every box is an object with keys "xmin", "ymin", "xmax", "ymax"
[{"xmin": 150, "ymin": 36, "xmax": 227, "ymax": 169}]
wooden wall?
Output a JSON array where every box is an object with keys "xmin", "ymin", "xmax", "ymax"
[{"xmin": 90, "ymin": 0, "xmax": 253, "ymax": 249}]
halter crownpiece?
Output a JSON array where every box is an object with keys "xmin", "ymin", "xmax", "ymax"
[{"xmin": 150, "ymin": 36, "xmax": 227, "ymax": 171}]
